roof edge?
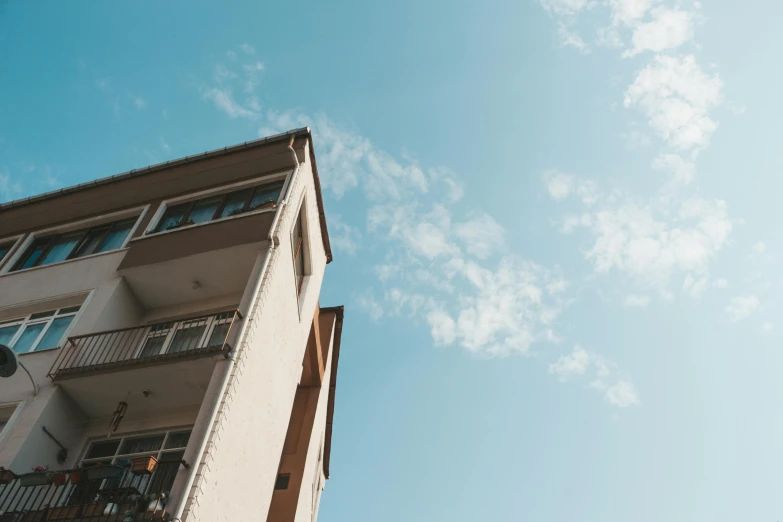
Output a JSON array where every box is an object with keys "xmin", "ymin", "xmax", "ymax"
[
  {"xmin": 0, "ymin": 127, "xmax": 311, "ymax": 211},
  {"xmin": 321, "ymin": 305, "xmax": 344, "ymax": 479}
]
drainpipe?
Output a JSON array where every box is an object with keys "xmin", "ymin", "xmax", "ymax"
[{"xmin": 169, "ymin": 135, "xmax": 302, "ymax": 521}]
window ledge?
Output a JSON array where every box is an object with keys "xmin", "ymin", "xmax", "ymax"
[
  {"xmin": 140, "ymin": 207, "xmax": 278, "ymax": 241},
  {"xmin": 18, "ymin": 346, "xmax": 61, "ymax": 357},
  {"xmin": 0, "ymin": 248, "xmax": 129, "ymax": 278}
]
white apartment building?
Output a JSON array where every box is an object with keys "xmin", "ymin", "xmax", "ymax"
[{"xmin": 0, "ymin": 128, "xmax": 344, "ymax": 522}]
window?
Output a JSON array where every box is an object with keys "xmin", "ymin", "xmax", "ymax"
[
  {"xmin": 274, "ymin": 473, "xmax": 290, "ymax": 490},
  {"xmin": 292, "ymin": 207, "xmax": 307, "ymax": 296},
  {"xmin": 81, "ymin": 429, "xmax": 191, "ymax": 495},
  {"xmin": 137, "ymin": 312, "xmax": 234, "ymax": 359},
  {"xmin": 12, "ymin": 218, "xmax": 137, "ymax": 272},
  {"xmin": 152, "ymin": 180, "xmax": 284, "ymax": 233},
  {"xmin": 0, "ymin": 242, "xmax": 13, "ymax": 264},
  {"xmin": 0, "ymin": 306, "xmax": 81, "ymax": 354}
]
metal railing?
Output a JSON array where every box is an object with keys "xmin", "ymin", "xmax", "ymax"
[
  {"xmin": 0, "ymin": 460, "xmax": 180, "ymax": 521},
  {"xmin": 48, "ymin": 311, "xmax": 242, "ymax": 380}
]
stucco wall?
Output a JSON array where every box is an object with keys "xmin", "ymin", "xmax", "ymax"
[{"xmin": 182, "ymin": 142, "xmax": 329, "ymax": 522}]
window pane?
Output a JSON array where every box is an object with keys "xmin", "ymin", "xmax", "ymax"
[
  {"xmin": 30, "ymin": 310, "xmax": 56, "ymax": 320},
  {"xmin": 156, "ymin": 204, "xmax": 189, "ymax": 232},
  {"xmin": 0, "ymin": 325, "xmax": 20, "ymax": 347},
  {"xmin": 118, "ymin": 434, "xmax": 165, "ymax": 455},
  {"xmin": 139, "ymin": 335, "xmax": 166, "ymax": 358},
  {"xmin": 218, "ymin": 189, "xmax": 252, "ymax": 218},
  {"xmin": 97, "ymin": 219, "xmax": 135, "ymax": 252},
  {"xmin": 148, "ymin": 450, "xmax": 185, "ymax": 494},
  {"xmin": 85, "ymin": 440, "xmax": 121, "ymax": 459},
  {"xmin": 207, "ymin": 323, "xmax": 231, "ymax": 347},
  {"xmin": 72, "ymin": 226, "xmax": 110, "ymax": 258},
  {"xmin": 168, "ymin": 325, "xmax": 206, "ymax": 354},
  {"xmin": 40, "ymin": 232, "xmax": 82, "ymax": 266},
  {"xmin": 12, "ymin": 323, "xmax": 46, "ymax": 353},
  {"xmin": 249, "ymin": 182, "xmax": 283, "ymax": 210},
  {"xmin": 59, "ymin": 306, "xmax": 82, "ymax": 315},
  {"xmin": 187, "ymin": 197, "xmax": 221, "ymax": 225},
  {"xmin": 15, "ymin": 238, "xmax": 49, "ymax": 270},
  {"xmin": 0, "ymin": 420, "xmax": 6, "ymax": 435},
  {"xmin": 164, "ymin": 431, "xmax": 191, "ymax": 449},
  {"xmin": 0, "ymin": 244, "xmax": 11, "ymax": 262},
  {"xmin": 35, "ymin": 316, "xmax": 74, "ymax": 351}
]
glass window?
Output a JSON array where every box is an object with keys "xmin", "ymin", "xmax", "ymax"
[
  {"xmin": 207, "ymin": 323, "xmax": 231, "ymax": 347},
  {"xmin": 188, "ymin": 197, "xmax": 222, "ymax": 225},
  {"xmin": 249, "ymin": 182, "xmax": 283, "ymax": 210},
  {"xmin": 35, "ymin": 316, "xmax": 75, "ymax": 351},
  {"xmin": 168, "ymin": 325, "xmax": 206, "ymax": 354},
  {"xmin": 0, "ymin": 243, "xmax": 12, "ymax": 263},
  {"xmin": 119, "ymin": 434, "xmax": 165, "ymax": 455},
  {"xmin": 164, "ymin": 431, "xmax": 191, "ymax": 449},
  {"xmin": 218, "ymin": 189, "xmax": 252, "ymax": 218},
  {"xmin": 16, "ymin": 238, "xmax": 49, "ymax": 270},
  {"xmin": 72, "ymin": 226, "xmax": 110, "ymax": 258},
  {"xmin": 13, "ymin": 217, "xmax": 139, "ymax": 272},
  {"xmin": 156, "ymin": 204, "xmax": 189, "ymax": 232},
  {"xmin": 12, "ymin": 323, "xmax": 46, "ymax": 354},
  {"xmin": 139, "ymin": 335, "xmax": 167, "ymax": 358},
  {"xmin": 97, "ymin": 219, "xmax": 135, "ymax": 252},
  {"xmin": 85, "ymin": 440, "xmax": 121, "ymax": 459},
  {"xmin": 0, "ymin": 325, "xmax": 20, "ymax": 346},
  {"xmin": 0, "ymin": 306, "xmax": 81, "ymax": 353}
]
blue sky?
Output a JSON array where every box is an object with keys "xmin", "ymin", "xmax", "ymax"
[{"xmin": 2, "ymin": 1, "xmax": 782, "ymax": 520}]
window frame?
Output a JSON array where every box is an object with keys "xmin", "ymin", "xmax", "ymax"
[
  {"xmin": 0, "ymin": 403, "xmax": 21, "ymax": 447},
  {"xmin": 291, "ymin": 197, "xmax": 312, "ymax": 312},
  {"xmin": 134, "ymin": 312, "xmax": 235, "ymax": 359},
  {"xmin": 145, "ymin": 173, "xmax": 289, "ymax": 236},
  {"xmin": 0, "ymin": 306, "xmax": 82, "ymax": 354},
  {"xmin": 0, "ymin": 235, "xmax": 23, "ymax": 271},
  {"xmin": 1, "ymin": 206, "xmax": 148, "ymax": 276}
]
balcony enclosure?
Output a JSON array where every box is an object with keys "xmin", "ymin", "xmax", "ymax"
[
  {"xmin": 0, "ymin": 430, "xmax": 190, "ymax": 521},
  {"xmin": 48, "ymin": 311, "xmax": 241, "ymax": 380}
]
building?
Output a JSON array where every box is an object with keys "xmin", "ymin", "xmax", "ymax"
[{"xmin": 0, "ymin": 128, "xmax": 344, "ymax": 522}]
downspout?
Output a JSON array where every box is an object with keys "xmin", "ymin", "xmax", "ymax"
[{"xmin": 170, "ymin": 135, "xmax": 302, "ymax": 521}]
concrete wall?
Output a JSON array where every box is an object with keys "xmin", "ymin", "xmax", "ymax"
[{"xmin": 181, "ymin": 141, "xmax": 329, "ymax": 522}]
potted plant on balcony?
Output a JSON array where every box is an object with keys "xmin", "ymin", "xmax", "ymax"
[
  {"xmin": 84, "ymin": 462, "xmax": 125, "ymax": 481},
  {"xmin": 18, "ymin": 466, "xmax": 52, "ymax": 487},
  {"xmin": 250, "ymin": 199, "xmax": 277, "ymax": 211},
  {"xmin": 130, "ymin": 455, "xmax": 158, "ymax": 475},
  {"xmin": 0, "ymin": 467, "xmax": 15, "ymax": 484},
  {"xmin": 68, "ymin": 469, "xmax": 83, "ymax": 484}
]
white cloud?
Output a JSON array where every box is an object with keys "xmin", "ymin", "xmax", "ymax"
[
  {"xmin": 725, "ymin": 296, "xmax": 759, "ymax": 322},
  {"xmin": 544, "ymin": 170, "xmax": 573, "ymax": 200},
  {"xmin": 609, "ymin": 0, "xmax": 653, "ymax": 26},
  {"xmin": 329, "ymin": 215, "xmax": 362, "ymax": 255},
  {"xmin": 762, "ymin": 322, "xmax": 773, "ymax": 332},
  {"xmin": 242, "ymin": 61, "xmax": 265, "ymax": 93},
  {"xmin": 604, "ymin": 379, "xmax": 640, "ymax": 407},
  {"xmin": 752, "ymin": 241, "xmax": 767, "ymax": 254},
  {"xmin": 428, "ymin": 308, "xmax": 457, "ymax": 345},
  {"xmin": 201, "ymin": 88, "xmax": 258, "ymax": 119},
  {"xmin": 624, "ymin": 8, "xmax": 694, "ymax": 57},
  {"xmin": 624, "ymin": 55, "xmax": 723, "ymax": 151},
  {"xmin": 550, "ymin": 345, "xmax": 640, "ymax": 407},
  {"xmin": 226, "ymin": 50, "xmax": 237, "ymax": 61},
  {"xmin": 454, "ymin": 214, "xmax": 506, "ymax": 259},
  {"xmin": 131, "ymin": 95, "xmax": 147, "ymax": 110},
  {"xmin": 540, "ymin": 0, "xmax": 589, "ymax": 17},
  {"xmin": 549, "ymin": 345, "xmax": 591, "ymax": 381},
  {"xmin": 652, "ymin": 153, "xmax": 695, "ymax": 185},
  {"xmin": 0, "ymin": 170, "xmax": 23, "ymax": 202},
  {"xmin": 239, "ymin": 43, "xmax": 255, "ymax": 54},
  {"xmin": 558, "ymin": 23, "xmax": 589, "ymax": 52},
  {"xmin": 713, "ymin": 278, "xmax": 728, "ymax": 289},
  {"xmin": 357, "ymin": 293, "xmax": 384, "ymax": 321},
  {"xmin": 624, "ymin": 294, "xmax": 650, "ymax": 307}
]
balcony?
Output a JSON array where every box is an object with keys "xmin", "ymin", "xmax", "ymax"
[
  {"xmin": 49, "ymin": 311, "xmax": 241, "ymax": 381},
  {"xmin": 0, "ymin": 460, "xmax": 179, "ymax": 521}
]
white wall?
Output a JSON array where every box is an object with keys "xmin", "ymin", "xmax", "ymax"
[{"xmin": 182, "ymin": 141, "xmax": 330, "ymax": 522}]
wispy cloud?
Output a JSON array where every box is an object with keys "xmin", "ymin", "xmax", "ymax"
[
  {"xmin": 550, "ymin": 345, "xmax": 640, "ymax": 407},
  {"xmin": 725, "ymin": 295, "xmax": 760, "ymax": 322},
  {"xmin": 239, "ymin": 43, "xmax": 255, "ymax": 55}
]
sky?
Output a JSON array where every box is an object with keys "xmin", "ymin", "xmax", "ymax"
[{"xmin": 1, "ymin": 1, "xmax": 782, "ymax": 520}]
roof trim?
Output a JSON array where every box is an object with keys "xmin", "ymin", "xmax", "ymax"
[
  {"xmin": 0, "ymin": 127, "xmax": 310, "ymax": 211},
  {"xmin": 0, "ymin": 127, "xmax": 333, "ymax": 264},
  {"xmin": 321, "ymin": 305, "xmax": 344, "ymax": 479}
]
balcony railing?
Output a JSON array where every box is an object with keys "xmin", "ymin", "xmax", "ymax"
[
  {"xmin": 0, "ymin": 460, "xmax": 180, "ymax": 521},
  {"xmin": 48, "ymin": 310, "xmax": 242, "ymax": 380}
]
